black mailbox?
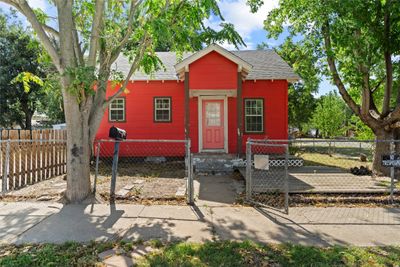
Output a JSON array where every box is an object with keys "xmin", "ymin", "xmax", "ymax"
[{"xmin": 109, "ymin": 126, "xmax": 127, "ymax": 140}]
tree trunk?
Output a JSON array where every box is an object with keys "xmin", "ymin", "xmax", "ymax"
[
  {"xmin": 25, "ymin": 111, "xmax": 32, "ymax": 130},
  {"xmin": 63, "ymin": 89, "xmax": 92, "ymax": 203},
  {"xmin": 372, "ymin": 129, "xmax": 393, "ymax": 176}
]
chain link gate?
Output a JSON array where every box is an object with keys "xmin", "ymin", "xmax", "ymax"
[{"xmin": 246, "ymin": 140, "xmax": 289, "ymax": 213}]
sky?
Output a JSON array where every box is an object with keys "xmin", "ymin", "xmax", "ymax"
[{"xmin": 0, "ymin": 0, "xmax": 336, "ymax": 96}]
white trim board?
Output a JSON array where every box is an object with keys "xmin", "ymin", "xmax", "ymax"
[
  {"xmin": 190, "ymin": 89, "xmax": 236, "ymax": 98},
  {"xmin": 198, "ymin": 95, "xmax": 228, "ymax": 153}
]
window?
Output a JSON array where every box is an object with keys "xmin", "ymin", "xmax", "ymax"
[
  {"xmin": 154, "ymin": 97, "xmax": 171, "ymax": 122},
  {"xmin": 244, "ymin": 99, "xmax": 264, "ymax": 133},
  {"xmin": 109, "ymin": 98, "xmax": 125, "ymax": 122}
]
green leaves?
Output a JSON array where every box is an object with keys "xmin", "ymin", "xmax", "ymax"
[
  {"xmin": 11, "ymin": 72, "xmax": 44, "ymax": 93},
  {"xmin": 65, "ymin": 66, "xmax": 97, "ymax": 104},
  {"xmin": 311, "ymin": 92, "xmax": 349, "ymax": 138},
  {"xmin": 260, "ymin": 0, "xmax": 400, "ymax": 138}
]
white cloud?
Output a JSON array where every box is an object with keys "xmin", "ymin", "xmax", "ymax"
[{"xmin": 206, "ymin": 0, "xmax": 279, "ymax": 49}]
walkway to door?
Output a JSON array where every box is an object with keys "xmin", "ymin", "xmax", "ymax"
[{"xmin": 194, "ymin": 174, "xmax": 244, "ymax": 206}]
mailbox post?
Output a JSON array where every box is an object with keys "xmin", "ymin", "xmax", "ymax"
[{"xmin": 108, "ymin": 126, "xmax": 127, "ymax": 203}]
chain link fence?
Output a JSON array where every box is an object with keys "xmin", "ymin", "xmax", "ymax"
[
  {"xmin": 92, "ymin": 139, "xmax": 193, "ymax": 204},
  {"xmin": 246, "ymin": 141, "xmax": 289, "ymax": 213},
  {"xmin": 246, "ymin": 139, "xmax": 400, "ymax": 212}
]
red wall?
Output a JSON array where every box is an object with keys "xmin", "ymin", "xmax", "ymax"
[
  {"xmin": 189, "ymin": 51, "xmax": 237, "ymax": 89},
  {"xmin": 241, "ymin": 80, "xmax": 288, "ymax": 153},
  {"xmin": 96, "ymin": 81, "xmax": 185, "ymax": 156}
]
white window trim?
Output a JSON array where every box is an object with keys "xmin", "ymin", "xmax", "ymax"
[
  {"xmin": 244, "ymin": 99, "xmax": 264, "ymax": 133},
  {"xmin": 154, "ymin": 97, "xmax": 172, "ymax": 122},
  {"xmin": 109, "ymin": 98, "xmax": 125, "ymax": 122}
]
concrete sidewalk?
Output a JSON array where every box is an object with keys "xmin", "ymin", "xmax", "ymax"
[{"xmin": 1, "ymin": 202, "xmax": 400, "ymax": 246}]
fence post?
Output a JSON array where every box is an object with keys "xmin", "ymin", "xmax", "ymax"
[
  {"xmin": 245, "ymin": 139, "xmax": 252, "ymax": 201},
  {"xmin": 186, "ymin": 139, "xmax": 194, "ymax": 205},
  {"xmin": 390, "ymin": 141, "xmax": 395, "ymax": 203},
  {"xmin": 93, "ymin": 141, "xmax": 101, "ymax": 195},
  {"xmin": 284, "ymin": 144, "xmax": 289, "ymax": 214},
  {"xmin": 2, "ymin": 140, "xmax": 10, "ymax": 193},
  {"xmin": 110, "ymin": 141, "xmax": 121, "ymax": 203}
]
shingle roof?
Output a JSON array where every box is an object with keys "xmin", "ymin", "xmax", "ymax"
[{"xmin": 111, "ymin": 49, "xmax": 299, "ymax": 81}]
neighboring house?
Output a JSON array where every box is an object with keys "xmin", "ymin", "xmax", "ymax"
[
  {"xmin": 95, "ymin": 44, "xmax": 298, "ymax": 156},
  {"xmin": 52, "ymin": 123, "xmax": 66, "ymax": 130}
]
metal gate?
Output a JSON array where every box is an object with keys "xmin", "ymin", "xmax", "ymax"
[{"xmin": 246, "ymin": 140, "xmax": 289, "ymax": 213}]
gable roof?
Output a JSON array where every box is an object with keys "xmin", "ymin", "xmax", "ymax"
[
  {"xmin": 175, "ymin": 44, "xmax": 253, "ymax": 74},
  {"xmin": 111, "ymin": 46, "xmax": 299, "ymax": 82}
]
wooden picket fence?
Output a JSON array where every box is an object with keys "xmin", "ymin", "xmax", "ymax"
[{"xmin": 0, "ymin": 129, "xmax": 67, "ymax": 192}]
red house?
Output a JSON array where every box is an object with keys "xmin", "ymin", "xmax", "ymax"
[{"xmin": 95, "ymin": 44, "xmax": 298, "ymax": 155}]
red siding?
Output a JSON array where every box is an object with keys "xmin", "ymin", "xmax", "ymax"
[
  {"xmin": 241, "ymin": 80, "xmax": 288, "ymax": 152},
  {"xmin": 189, "ymin": 51, "xmax": 237, "ymax": 89},
  {"xmin": 96, "ymin": 81, "xmax": 185, "ymax": 156}
]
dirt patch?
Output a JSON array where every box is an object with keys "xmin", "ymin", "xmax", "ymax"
[
  {"xmin": 289, "ymin": 193, "xmax": 400, "ymax": 207},
  {"xmin": 1, "ymin": 173, "xmax": 186, "ymax": 205}
]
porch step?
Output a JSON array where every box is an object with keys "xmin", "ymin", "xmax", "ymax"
[{"xmin": 193, "ymin": 154, "xmax": 245, "ymax": 174}]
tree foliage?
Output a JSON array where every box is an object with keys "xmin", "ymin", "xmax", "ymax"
[
  {"xmin": 311, "ymin": 91, "xmax": 348, "ymax": 138},
  {"xmin": 250, "ymin": 0, "xmax": 400, "ymax": 174},
  {"xmin": 258, "ymin": 38, "xmax": 320, "ymax": 132},
  {"xmin": 256, "ymin": 0, "xmax": 400, "ymax": 137},
  {"xmin": 0, "ymin": 10, "xmax": 46, "ymax": 129}
]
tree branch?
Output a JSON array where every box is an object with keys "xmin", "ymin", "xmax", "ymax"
[
  {"xmin": 1, "ymin": 0, "xmax": 62, "ymax": 72},
  {"xmin": 109, "ymin": 0, "xmax": 141, "ymax": 65},
  {"xmin": 72, "ymin": 20, "xmax": 84, "ymax": 66},
  {"xmin": 322, "ymin": 22, "xmax": 361, "ymax": 116},
  {"xmin": 41, "ymin": 24, "xmax": 59, "ymax": 37},
  {"xmin": 381, "ymin": 0, "xmax": 393, "ymax": 117},
  {"xmin": 87, "ymin": 0, "xmax": 105, "ymax": 67},
  {"xmin": 371, "ymin": 76, "xmax": 385, "ymax": 93},
  {"xmin": 104, "ymin": 33, "xmax": 150, "ymax": 106}
]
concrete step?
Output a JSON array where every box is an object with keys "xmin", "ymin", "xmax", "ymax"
[{"xmin": 193, "ymin": 155, "xmax": 245, "ymax": 174}]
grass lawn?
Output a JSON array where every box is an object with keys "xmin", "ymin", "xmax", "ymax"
[{"xmin": 1, "ymin": 240, "xmax": 399, "ymax": 267}]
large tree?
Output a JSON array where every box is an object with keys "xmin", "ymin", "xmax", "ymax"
[
  {"xmin": 0, "ymin": 0, "xmax": 244, "ymax": 202},
  {"xmin": 249, "ymin": 0, "xmax": 400, "ymax": 174},
  {"xmin": 258, "ymin": 38, "xmax": 319, "ymax": 133},
  {"xmin": 0, "ymin": 11, "xmax": 46, "ymax": 129}
]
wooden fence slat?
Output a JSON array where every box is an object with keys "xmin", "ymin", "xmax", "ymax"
[
  {"xmin": 20, "ymin": 131, "xmax": 26, "ymax": 187},
  {"xmin": 8, "ymin": 131, "xmax": 17, "ymax": 190},
  {"xmin": 32, "ymin": 131, "xmax": 38, "ymax": 184},
  {"xmin": 49, "ymin": 130, "xmax": 53, "ymax": 179},
  {"xmin": 26, "ymin": 131, "xmax": 32, "ymax": 185},
  {"xmin": 57, "ymin": 131, "xmax": 60, "ymax": 175}
]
